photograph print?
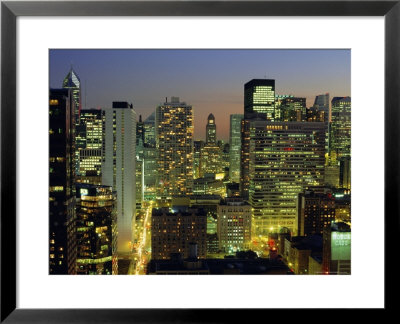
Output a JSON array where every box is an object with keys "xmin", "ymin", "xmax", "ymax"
[{"xmin": 49, "ymin": 49, "xmax": 351, "ymax": 275}]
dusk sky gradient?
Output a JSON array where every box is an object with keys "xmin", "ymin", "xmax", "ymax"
[{"xmin": 50, "ymin": 49, "xmax": 350, "ymax": 141}]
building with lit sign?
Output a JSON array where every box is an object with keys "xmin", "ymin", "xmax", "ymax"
[
  {"xmin": 76, "ymin": 184, "xmax": 117, "ymax": 275},
  {"xmin": 102, "ymin": 101, "xmax": 136, "ymax": 255},
  {"xmin": 249, "ymin": 121, "xmax": 326, "ymax": 236},
  {"xmin": 323, "ymin": 222, "xmax": 351, "ymax": 274}
]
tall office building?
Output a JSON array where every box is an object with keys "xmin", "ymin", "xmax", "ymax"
[
  {"xmin": 244, "ymin": 79, "xmax": 275, "ymax": 120},
  {"xmin": 136, "ymin": 116, "xmax": 144, "ymax": 210},
  {"xmin": 76, "ymin": 184, "xmax": 117, "ymax": 275},
  {"xmin": 330, "ymin": 97, "xmax": 351, "ymax": 159},
  {"xmin": 156, "ymin": 97, "xmax": 194, "ymax": 201},
  {"xmin": 249, "ymin": 121, "xmax": 326, "ymax": 236},
  {"xmin": 229, "ymin": 114, "xmax": 243, "ymax": 183},
  {"xmin": 49, "ymin": 88, "xmax": 77, "ymax": 274},
  {"xmin": 206, "ymin": 113, "xmax": 216, "ymax": 144},
  {"xmin": 76, "ymin": 109, "xmax": 103, "ymax": 184},
  {"xmin": 241, "ymin": 79, "xmax": 275, "ymax": 198},
  {"xmin": 193, "ymin": 140, "xmax": 205, "ymax": 179},
  {"xmin": 314, "ymin": 93, "xmax": 330, "ymax": 123},
  {"xmin": 102, "ymin": 101, "xmax": 136, "ymax": 255},
  {"xmin": 62, "ymin": 66, "xmax": 81, "ymax": 125},
  {"xmin": 62, "ymin": 67, "xmax": 82, "ymax": 177},
  {"xmin": 143, "ymin": 111, "xmax": 156, "ymax": 146},
  {"xmin": 279, "ymin": 97, "xmax": 307, "ymax": 122},
  {"xmin": 142, "ymin": 112, "xmax": 157, "ymax": 201},
  {"xmin": 199, "ymin": 115, "xmax": 222, "ymax": 177}
]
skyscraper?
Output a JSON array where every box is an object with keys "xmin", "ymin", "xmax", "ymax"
[
  {"xmin": 229, "ymin": 114, "xmax": 243, "ymax": 183},
  {"xmin": 62, "ymin": 67, "xmax": 82, "ymax": 177},
  {"xmin": 102, "ymin": 101, "xmax": 137, "ymax": 255},
  {"xmin": 279, "ymin": 97, "xmax": 307, "ymax": 122},
  {"xmin": 156, "ymin": 97, "xmax": 194, "ymax": 201},
  {"xmin": 62, "ymin": 67, "xmax": 81, "ymax": 125},
  {"xmin": 330, "ymin": 97, "xmax": 351, "ymax": 159},
  {"xmin": 200, "ymin": 115, "xmax": 222, "ymax": 177},
  {"xmin": 143, "ymin": 112, "xmax": 157, "ymax": 201},
  {"xmin": 248, "ymin": 121, "xmax": 326, "ymax": 236},
  {"xmin": 75, "ymin": 109, "xmax": 103, "ymax": 184},
  {"xmin": 314, "ymin": 93, "xmax": 330, "ymax": 123},
  {"xmin": 49, "ymin": 88, "xmax": 77, "ymax": 274},
  {"xmin": 206, "ymin": 113, "xmax": 216, "ymax": 144},
  {"xmin": 76, "ymin": 184, "xmax": 118, "ymax": 275},
  {"xmin": 241, "ymin": 79, "xmax": 276, "ymax": 199},
  {"xmin": 244, "ymin": 79, "xmax": 275, "ymax": 120}
]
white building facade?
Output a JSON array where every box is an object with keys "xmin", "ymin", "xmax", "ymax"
[{"xmin": 102, "ymin": 102, "xmax": 136, "ymax": 255}]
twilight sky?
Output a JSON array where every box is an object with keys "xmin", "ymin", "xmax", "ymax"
[{"xmin": 50, "ymin": 49, "xmax": 350, "ymax": 141}]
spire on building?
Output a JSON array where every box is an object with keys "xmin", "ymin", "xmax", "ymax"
[{"xmin": 62, "ymin": 66, "xmax": 81, "ymax": 89}]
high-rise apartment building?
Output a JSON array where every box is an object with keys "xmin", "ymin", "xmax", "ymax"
[
  {"xmin": 249, "ymin": 121, "xmax": 326, "ymax": 236},
  {"xmin": 102, "ymin": 101, "xmax": 136, "ymax": 255},
  {"xmin": 151, "ymin": 208, "xmax": 207, "ymax": 259},
  {"xmin": 49, "ymin": 88, "xmax": 77, "ymax": 274},
  {"xmin": 229, "ymin": 114, "xmax": 243, "ymax": 183},
  {"xmin": 330, "ymin": 97, "xmax": 351, "ymax": 159},
  {"xmin": 76, "ymin": 184, "xmax": 117, "ymax": 275},
  {"xmin": 156, "ymin": 97, "xmax": 194, "ymax": 201}
]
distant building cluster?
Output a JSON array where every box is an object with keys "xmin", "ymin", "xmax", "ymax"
[{"xmin": 50, "ymin": 69, "xmax": 351, "ymax": 275}]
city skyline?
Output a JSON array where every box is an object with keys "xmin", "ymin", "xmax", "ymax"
[
  {"xmin": 50, "ymin": 49, "xmax": 351, "ymax": 141},
  {"xmin": 49, "ymin": 50, "xmax": 351, "ymax": 275}
]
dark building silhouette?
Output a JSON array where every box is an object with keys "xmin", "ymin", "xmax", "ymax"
[{"xmin": 49, "ymin": 88, "xmax": 77, "ymax": 274}]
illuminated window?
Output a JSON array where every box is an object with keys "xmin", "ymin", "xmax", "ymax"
[{"xmin": 49, "ymin": 99, "xmax": 59, "ymax": 106}]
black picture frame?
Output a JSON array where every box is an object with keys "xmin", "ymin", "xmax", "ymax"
[{"xmin": 1, "ymin": 0, "xmax": 397, "ymax": 322}]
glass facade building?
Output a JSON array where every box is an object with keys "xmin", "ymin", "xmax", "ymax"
[
  {"xmin": 76, "ymin": 184, "xmax": 117, "ymax": 275},
  {"xmin": 330, "ymin": 97, "xmax": 351, "ymax": 159},
  {"xmin": 49, "ymin": 88, "xmax": 77, "ymax": 274},
  {"xmin": 229, "ymin": 114, "xmax": 243, "ymax": 183}
]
